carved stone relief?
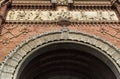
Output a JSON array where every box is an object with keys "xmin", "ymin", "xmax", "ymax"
[
  {"xmin": 6, "ymin": 9, "xmax": 119, "ymax": 21},
  {"xmin": 57, "ymin": 0, "xmax": 68, "ymax": 5}
]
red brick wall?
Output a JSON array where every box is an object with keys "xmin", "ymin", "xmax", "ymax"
[
  {"xmin": 0, "ymin": 0, "xmax": 120, "ymax": 63},
  {"xmin": 0, "ymin": 24, "xmax": 120, "ymax": 62}
]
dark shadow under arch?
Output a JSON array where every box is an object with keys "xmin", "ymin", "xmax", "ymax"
[{"xmin": 17, "ymin": 41, "xmax": 119, "ymax": 79}]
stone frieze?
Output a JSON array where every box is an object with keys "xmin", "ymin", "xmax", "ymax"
[{"xmin": 6, "ymin": 9, "xmax": 119, "ymax": 21}]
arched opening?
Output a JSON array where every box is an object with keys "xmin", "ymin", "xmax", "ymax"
[
  {"xmin": 17, "ymin": 41, "xmax": 118, "ymax": 79},
  {"xmin": 1, "ymin": 31, "xmax": 120, "ymax": 79}
]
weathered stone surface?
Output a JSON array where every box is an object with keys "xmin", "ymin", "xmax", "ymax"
[
  {"xmin": 99, "ymin": 43, "xmax": 110, "ymax": 51},
  {"xmin": 22, "ymin": 44, "xmax": 32, "ymax": 53},
  {"xmin": 12, "ymin": 53, "xmax": 23, "ymax": 62},
  {"xmin": 69, "ymin": 33, "xmax": 81, "ymax": 41},
  {"xmin": 106, "ymin": 48, "xmax": 116, "ymax": 55},
  {"xmin": 5, "ymin": 59, "xmax": 18, "ymax": 67},
  {"xmin": 33, "ymin": 38, "xmax": 43, "ymax": 46},
  {"xmin": 3, "ymin": 65, "xmax": 15, "ymax": 73},
  {"xmin": 112, "ymin": 53, "xmax": 120, "ymax": 60},
  {"xmin": 1, "ymin": 72, "xmax": 13, "ymax": 79},
  {"xmin": 27, "ymin": 41, "xmax": 37, "ymax": 49},
  {"xmin": 17, "ymin": 49, "xmax": 27, "ymax": 57},
  {"xmin": 117, "ymin": 59, "xmax": 120, "ymax": 66}
]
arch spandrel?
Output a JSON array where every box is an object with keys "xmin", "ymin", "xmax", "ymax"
[{"xmin": 0, "ymin": 29, "xmax": 120, "ymax": 79}]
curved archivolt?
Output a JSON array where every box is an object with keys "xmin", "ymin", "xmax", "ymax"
[{"xmin": 0, "ymin": 29, "xmax": 120, "ymax": 79}]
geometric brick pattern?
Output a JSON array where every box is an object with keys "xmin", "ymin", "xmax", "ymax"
[
  {"xmin": 0, "ymin": 28, "xmax": 120, "ymax": 79},
  {"xmin": 1, "ymin": 24, "xmax": 120, "ymax": 62}
]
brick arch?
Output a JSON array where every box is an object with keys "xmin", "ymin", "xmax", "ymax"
[{"xmin": 0, "ymin": 28, "xmax": 120, "ymax": 79}]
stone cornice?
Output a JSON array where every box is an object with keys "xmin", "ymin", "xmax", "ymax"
[
  {"xmin": 74, "ymin": 1, "xmax": 111, "ymax": 5},
  {"xmin": 0, "ymin": 0, "xmax": 119, "ymax": 11},
  {"xmin": 8, "ymin": 0, "xmax": 119, "ymax": 8},
  {"xmin": 0, "ymin": 0, "xmax": 118, "ymax": 7},
  {"xmin": 12, "ymin": 0, "xmax": 52, "ymax": 7}
]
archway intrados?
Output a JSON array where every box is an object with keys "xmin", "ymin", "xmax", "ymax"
[{"xmin": 17, "ymin": 41, "xmax": 118, "ymax": 79}]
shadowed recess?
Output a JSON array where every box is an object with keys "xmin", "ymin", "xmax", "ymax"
[{"xmin": 18, "ymin": 43, "xmax": 117, "ymax": 79}]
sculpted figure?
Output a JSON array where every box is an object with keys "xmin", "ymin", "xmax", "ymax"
[
  {"xmin": 48, "ymin": 11, "xmax": 54, "ymax": 20},
  {"xmin": 17, "ymin": 11, "xmax": 26, "ymax": 20},
  {"xmin": 6, "ymin": 10, "xmax": 118, "ymax": 21},
  {"xmin": 108, "ymin": 12, "xmax": 117, "ymax": 20},
  {"xmin": 25, "ymin": 11, "xmax": 34, "ymax": 20},
  {"xmin": 34, "ymin": 10, "xmax": 42, "ymax": 21},
  {"xmin": 7, "ymin": 10, "xmax": 15, "ymax": 20},
  {"xmin": 97, "ymin": 11, "xmax": 108, "ymax": 21},
  {"xmin": 81, "ymin": 11, "xmax": 87, "ymax": 20}
]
